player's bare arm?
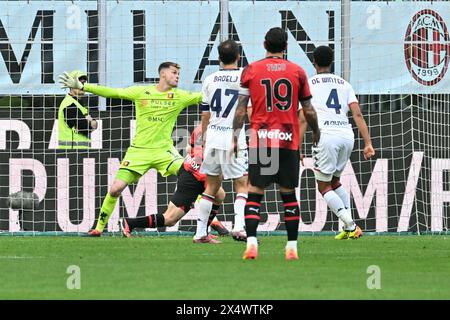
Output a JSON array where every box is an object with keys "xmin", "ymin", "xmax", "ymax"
[
  {"xmin": 231, "ymin": 95, "xmax": 249, "ymax": 153},
  {"xmin": 201, "ymin": 111, "xmax": 210, "ymax": 146},
  {"xmin": 298, "ymin": 109, "xmax": 308, "ymax": 146},
  {"xmin": 349, "ymin": 102, "xmax": 375, "ymax": 160},
  {"xmin": 298, "ymin": 110, "xmax": 308, "ymax": 165},
  {"xmin": 300, "ymin": 98, "xmax": 320, "ymax": 145}
]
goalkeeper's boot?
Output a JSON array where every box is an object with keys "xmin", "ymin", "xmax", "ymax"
[
  {"xmin": 285, "ymin": 248, "xmax": 299, "ymax": 261},
  {"xmin": 242, "ymin": 244, "xmax": 258, "ymax": 260},
  {"xmin": 119, "ymin": 218, "xmax": 131, "ymax": 238},
  {"xmin": 210, "ymin": 219, "xmax": 230, "ymax": 236},
  {"xmin": 87, "ymin": 229, "xmax": 102, "ymax": 237},
  {"xmin": 335, "ymin": 225, "xmax": 363, "ymax": 240},
  {"xmin": 231, "ymin": 230, "xmax": 247, "ymax": 242},
  {"xmin": 192, "ymin": 234, "xmax": 222, "ymax": 244}
]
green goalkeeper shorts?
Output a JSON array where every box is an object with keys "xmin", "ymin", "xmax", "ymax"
[{"xmin": 118, "ymin": 145, "xmax": 184, "ymax": 180}]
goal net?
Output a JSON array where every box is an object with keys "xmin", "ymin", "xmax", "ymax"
[{"xmin": 0, "ymin": 0, "xmax": 449, "ymax": 235}]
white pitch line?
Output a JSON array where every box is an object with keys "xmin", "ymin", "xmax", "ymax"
[{"xmin": 0, "ymin": 256, "xmax": 44, "ymax": 259}]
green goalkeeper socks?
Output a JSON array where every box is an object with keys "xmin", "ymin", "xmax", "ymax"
[{"xmin": 95, "ymin": 193, "xmax": 119, "ymax": 232}]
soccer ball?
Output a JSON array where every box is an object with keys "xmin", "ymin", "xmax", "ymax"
[{"xmin": 6, "ymin": 191, "xmax": 40, "ymax": 210}]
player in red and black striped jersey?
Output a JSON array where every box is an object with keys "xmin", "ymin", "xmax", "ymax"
[
  {"xmin": 119, "ymin": 125, "xmax": 226, "ymax": 243},
  {"xmin": 232, "ymin": 27, "xmax": 320, "ymax": 260}
]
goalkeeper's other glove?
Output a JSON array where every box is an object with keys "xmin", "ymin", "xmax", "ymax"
[{"xmin": 59, "ymin": 71, "xmax": 84, "ymax": 90}]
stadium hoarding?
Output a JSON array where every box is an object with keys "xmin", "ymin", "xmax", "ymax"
[
  {"xmin": 0, "ymin": 109, "xmax": 448, "ymax": 233},
  {"xmin": 0, "ymin": 1, "xmax": 450, "ymax": 95}
]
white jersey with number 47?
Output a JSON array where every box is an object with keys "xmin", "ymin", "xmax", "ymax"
[
  {"xmin": 308, "ymin": 73, "xmax": 358, "ymax": 141},
  {"xmin": 201, "ymin": 68, "xmax": 247, "ymax": 150}
]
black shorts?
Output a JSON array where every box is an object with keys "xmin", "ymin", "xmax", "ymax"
[
  {"xmin": 248, "ymin": 148, "xmax": 300, "ymax": 189},
  {"xmin": 171, "ymin": 166, "xmax": 205, "ymax": 211}
]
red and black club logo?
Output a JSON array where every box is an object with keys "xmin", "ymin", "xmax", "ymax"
[{"xmin": 404, "ymin": 9, "xmax": 450, "ymax": 86}]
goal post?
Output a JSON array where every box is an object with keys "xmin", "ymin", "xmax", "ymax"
[{"xmin": 0, "ymin": 0, "xmax": 449, "ymax": 235}]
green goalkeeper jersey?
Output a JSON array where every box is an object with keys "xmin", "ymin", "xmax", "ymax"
[{"xmin": 83, "ymin": 83, "xmax": 202, "ymax": 149}]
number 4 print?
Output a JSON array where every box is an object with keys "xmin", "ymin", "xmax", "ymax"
[{"xmin": 326, "ymin": 89, "xmax": 342, "ymax": 114}]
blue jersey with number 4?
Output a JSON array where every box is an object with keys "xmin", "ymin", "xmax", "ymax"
[{"xmin": 308, "ymin": 73, "xmax": 357, "ymax": 141}]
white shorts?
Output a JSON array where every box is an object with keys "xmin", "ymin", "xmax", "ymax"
[
  {"xmin": 200, "ymin": 148, "xmax": 248, "ymax": 180},
  {"xmin": 312, "ymin": 133, "xmax": 354, "ymax": 182}
]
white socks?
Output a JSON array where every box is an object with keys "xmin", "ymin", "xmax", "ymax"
[
  {"xmin": 247, "ymin": 236, "xmax": 258, "ymax": 249},
  {"xmin": 194, "ymin": 195, "xmax": 213, "ymax": 239},
  {"xmin": 286, "ymin": 240, "xmax": 297, "ymax": 252},
  {"xmin": 233, "ymin": 193, "xmax": 247, "ymax": 232},
  {"xmin": 334, "ymin": 185, "xmax": 350, "ymax": 210},
  {"xmin": 323, "ymin": 190, "xmax": 355, "ymax": 230}
]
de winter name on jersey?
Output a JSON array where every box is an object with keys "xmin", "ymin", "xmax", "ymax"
[{"xmin": 308, "ymin": 73, "xmax": 358, "ymax": 141}]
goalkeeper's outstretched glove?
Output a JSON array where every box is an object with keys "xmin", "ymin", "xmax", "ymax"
[{"xmin": 59, "ymin": 71, "xmax": 84, "ymax": 90}]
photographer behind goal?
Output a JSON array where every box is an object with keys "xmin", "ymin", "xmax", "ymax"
[{"xmin": 58, "ymin": 70, "xmax": 98, "ymax": 149}]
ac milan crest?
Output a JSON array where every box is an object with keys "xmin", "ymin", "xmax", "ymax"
[{"xmin": 404, "ymin": 9, "xmax": 450, "ymax": 86}]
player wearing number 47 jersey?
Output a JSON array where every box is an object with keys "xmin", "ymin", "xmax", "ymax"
[
  {"xmin": 232, "ymin": 27, "xmax": 320, "ymax": 260},
  {"xmin": 300, "ymin": 46, "xmax": 375, "ymax": 240},
  {"xmin": 194, "ymin": 39, "xmax": 249, "ymax": 242}
]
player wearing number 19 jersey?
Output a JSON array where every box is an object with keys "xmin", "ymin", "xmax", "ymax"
[
  {"xmin": 300, "ymin": 46, "xmax": 375, "ymax": 240},
  {"xmin": 232, "ymin": 27, "xmax": 320, "ymax": 260}
]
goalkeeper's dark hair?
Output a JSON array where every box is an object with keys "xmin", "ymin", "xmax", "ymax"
[
  {"xmin": 313, "ymin": 46, "xmax": 334, "ymax": 67},
  {"xmin": 264, "ymin": 27, "xmax": 287, "ymax": 54},
  {"xmin": 218, "ymin": 39, "xmax": 239, "ymax": 65},
  {"xmin": 158, "ymin": 62, "xmax": 180, "ymax": 73}
]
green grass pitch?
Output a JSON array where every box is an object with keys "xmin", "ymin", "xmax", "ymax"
[{"xmin": 0, "ymin": 235, "xmax": 449, "ymax": 299}]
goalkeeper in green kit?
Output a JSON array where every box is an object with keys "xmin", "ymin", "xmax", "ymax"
[{"xmin": 59, "ymin": 62, "xmax": 202, "ymax": 236}]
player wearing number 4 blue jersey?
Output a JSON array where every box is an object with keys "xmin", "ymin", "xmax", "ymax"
[
  {"xmin": 299, "ymin": 46, "xmax": 375, "ymax": 240},
  {"xmin": 194, "ymin": 39, "xmax": 249, "ymax": 242}
]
